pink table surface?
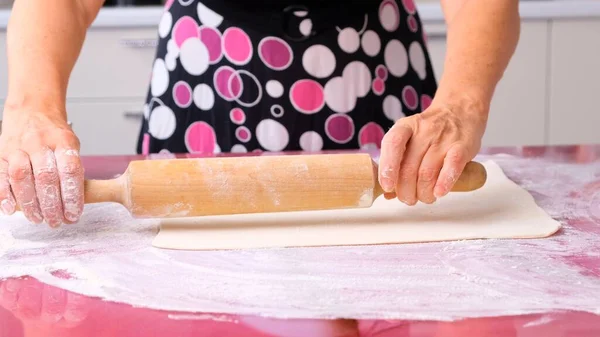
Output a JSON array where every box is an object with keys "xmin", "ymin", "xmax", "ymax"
[{"xmin": 0, "ymin": 145, "xmax": 599, "ymax": 337}]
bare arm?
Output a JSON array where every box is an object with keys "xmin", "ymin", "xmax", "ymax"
[
  {"xmin": 5, "ymin": 0, "xmax": 105, "ymax": 113},
  {"xmin": 436, "ymin": 0, "xmax": 520, "ymax": 114},
  {"xmin": 0, "ymin": 0, "xmax": 104, "ymax": 227}
]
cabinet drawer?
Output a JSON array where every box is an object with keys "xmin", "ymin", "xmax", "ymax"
[
  {"xmin": 0, "ymin": 28, "xmax": 158, "ymax": 100},
  {"xmin": 424, "ymin": 21, "xmax": 550, "ymax": 147},
  {"xmin": 69, "ymin": 28, "xmax": 158, "ymax": 98},
  {"xmin": 67, "ymin": 99, "xmax": 145, "ymax": 156}
]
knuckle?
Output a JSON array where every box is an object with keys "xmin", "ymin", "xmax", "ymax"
[
  {"xmin": 418, "ymin": 167, "xmax": 437, "ymax": 183},
  {"xmin": 35, "ymin": 170, "xmax": 59, "ymax": 185},
  {"xmin": 59, "ymin": 162, "xmax": 83, "ymax": 176},
  {"xmin": 8, "ymin": 164, "xmax": 32, "ymax": 182},
  {"xmin": 448, "ymin": 146, "xmax": 467, "ymax": 164}
]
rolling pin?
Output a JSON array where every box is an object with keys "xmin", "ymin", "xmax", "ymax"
[{"xmin": 71, "ymin": 153, "xmax": 486, "ymax": 218}]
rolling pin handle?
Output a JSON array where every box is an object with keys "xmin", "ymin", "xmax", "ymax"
[
  {"xmin": 84, "ymin": 176, "xmax": 128, "ymax": 206},
  {"xmin": 372, "ymin": 160, "xmax": 487, "ymax": 199}
]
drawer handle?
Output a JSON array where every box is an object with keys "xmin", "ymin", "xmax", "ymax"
[
  {"xmin": 123, "ymin": 111, "xmax": 145, "ymax": 119},
  {"xmin": 120, "ymin": 39, "xmax": 158, "ymax": 48}
]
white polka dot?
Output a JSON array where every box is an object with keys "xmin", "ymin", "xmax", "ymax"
[
  {"xmin": 148, "ymin": 105, "xmax": 176, "ymax": 140},
  {"xmin": 266, "ymin": 80, "xmax": 284, "ymax": 98},
  {"xmin": 409, "ymin": 41, "xmax": 427, "ymax": 80},
  {"xmin": 231, "ymin": 144, "xmax": 247, "ymax": 153},
  {"xmin": 151, "ymin": 59, "xmax": 169, "ymax": 97},
  {"xmin": 180, "ymin": 38, "xmax": 210, "ymax": 76},
  {"xmin": 337, "ymin": 27, "xmax": 360, "ymax": 54},
  {"xmin": 361, "ymin": 30, "xmax": 381, "ymax": 57},
  {"xmin": 384, "ymin": 40, "xmax": 408, "ymax": 77},
  {"xmin": 342, "ymin": 61, "xmax": 372, "ymax": 98},
  {"xmin": 158, "ymin": 12, "xmax": 173, "ymax": 39},
  {"xmin": 382, "ymin": 95, "xmax": 405, "ymax": 121},
  {"xmin": 256, "ymin": 119, "xmax": 289, "ymax": 152},
  {"xmin": 299, "ymin": 19, "xmax": 313, "ymax": 37},
  {"xmin": 324, "ymin": 76, "xmax": 357, "ymax": 114},
  {"xmin": 294, "ymin": 10, "xmax": 308, "ymax": 17},
  {"xmin": 193, "ymin": 83, "xmax": 215, "ymax": 111},
  {"xmin": 165, "ymin": 51, "xmax": 178, "ymax": 71},
  {"xmin": 302, "ymin": 45, "xmax": 336, "ymax": 79},
  {"xmin": 143, "ymin": 103, "xmax": 150, "ymax": 120},
  {"xmin": 197, "ymin": 2, "xmax": 223, "ymax": 28},
  {"xmin": 214, "ymin": 144, "xmax": 221, "ymax": 154},
  {"xmin": 299, "ymin": 131, "xmax": 323, "ymax": 151},
  {"xmin": 380, "ymin": 1, "xmax": 400, "ymax": 32},
  {"xmin": 167, "ymin": 39, "xmax": 179, "ymax": 54}
]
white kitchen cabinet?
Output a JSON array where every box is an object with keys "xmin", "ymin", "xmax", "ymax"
[
  {"xmin": 66, "ymin": 99, "xmax": 145, "ymax": 155},
  {"xmin": 548, "ymin": 18, "xmax": 600, "ymax": 145},
  {"xmin": 0, "ymin": 28, "xmax": 157, "ymax": 100},
  {"xmin": 0, "ymin": 99, "xmax": 144, "ymax": 155},
  {"xmin": 424, "ymin": 20, "xmax": 550, "ymax": 147}
]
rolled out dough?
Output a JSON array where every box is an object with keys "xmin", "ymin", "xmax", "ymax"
[{"xmin": 152, "ymin": 160, "xmax": 561, "ymax": 250}]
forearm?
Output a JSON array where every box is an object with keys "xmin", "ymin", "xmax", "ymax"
[
  {"xmin": 5, "ymin": 0, "xmax": 104, "ymax": 117},
  {"xmin": 435, "ymin": 0, "xmax": 520, "ymax": 115}
]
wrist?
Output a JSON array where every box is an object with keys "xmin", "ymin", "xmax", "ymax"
[{"xmin": 3, "ymin": 91, "xmax": 66, "ymax": 121}]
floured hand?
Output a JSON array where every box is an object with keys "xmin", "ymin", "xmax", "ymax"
[
  {"xmin": 378, "ymin": 99, "xmax": 487, "ymax": 205},
  {"xmin": 0, "ymin": 108, "xmax": 84, "ymax": 227}
]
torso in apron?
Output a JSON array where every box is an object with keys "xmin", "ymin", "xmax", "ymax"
[{"xmin": 137, "ymin": 0, "xmax": 437, "ymax": 155}]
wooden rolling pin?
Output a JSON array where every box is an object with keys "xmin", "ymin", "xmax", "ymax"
[{"xmin": 70, "ymin": 153, "xmax": 486, "ymax": 218}]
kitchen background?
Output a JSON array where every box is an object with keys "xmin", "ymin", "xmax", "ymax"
[{"xmin": 0, "ymin": 0, "xmax": 598, "ymax": 155}]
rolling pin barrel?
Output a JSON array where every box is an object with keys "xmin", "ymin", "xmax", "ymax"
[{"xmin": 13, "ymin": 153, "xmax": 487, "ymax": 219}]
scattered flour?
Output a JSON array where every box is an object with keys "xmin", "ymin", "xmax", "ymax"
[{"xmin": 0, "ymin": 154, "xmax": 598, "ymax": 321}]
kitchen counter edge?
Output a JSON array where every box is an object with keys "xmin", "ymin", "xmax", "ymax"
[{"xmin": 0, "ymin": 1, "xmax": 598, "ymax": 30}]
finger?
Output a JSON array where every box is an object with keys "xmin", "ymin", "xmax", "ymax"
[
  {"xmin": 378, "ymin": 123, "xmax": 413, "ymax": 193},
  {"xmin": 30, "ymin": 147, "xmax": 63, "ymax": 227},
  {"xmin": 0, "ymin": 278, "xmax": 22, "ymax": 311},
  {"xmin": 15, "ymin": 277, "xmax": 43, "ymax": 320},
  {"xmin": 8, "ymin": 150, "xmax": 43, "ymax": 224},
  {"xmin": 396, "ymin": 140, "xmax": 429, "ymax": 206},
  {"xmin": 40, "ymin": 284, "xmax": 67, "ymax": 323},
  {"xmin": 54, "ymin": 148, "xmax": 84, "ymax": 223},
  {"xmin": 416, "ymin": 147, "xmax": 445, "ymax": 204},
  {"xmin": 0, "ymin": 159, "xmax": 16, "ymax": 215},
  {"xmin": 434, "ymin": 144, "xmax": 469, "ymax": 198}
]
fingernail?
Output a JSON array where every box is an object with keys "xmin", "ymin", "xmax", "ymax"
[
  {"xmin": 65, "ymin": 212, "xmax": 79, "ymax": 223},
  {"xmin": 0, "ymin": 199, "xmax": 15, "ymax": 215},
  {"xmin": 380, "ymin": 168, "xmax": 395, "ymax": 192},
  {"xmin": 32, "ymin": 212, "xmax": 43, "ymax": 224},
  {"xmin": 434, "ymin": 186, "xmax": 447, "ymax": 198}
]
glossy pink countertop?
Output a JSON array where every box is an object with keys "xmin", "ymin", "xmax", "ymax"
[{"xmin": 1, "ymin": 145, "xmax": 599, "ymax": 337}]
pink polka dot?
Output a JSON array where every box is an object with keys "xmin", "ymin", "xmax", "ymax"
[
  {"xmin": 164, "ymin": 0, "xmax": 174, "ymax": 10},
  {"xmin": 198, "ymin": 26, "xmax": 223, "ymax": 64},
  {"xmin": 214, "ymin": 66, "xmax": 242, "ymax": 101},
  {"xmin": 325, "ymin": 114, "xmax": 355, "ymax": 144},
  {"xmin": 230, "ymin": 108, "xmax": 246, "ymax": 125},
  {"xmin": 290, "ymin": 79, "xmax": 325, "ymax": 114},
  {"xmin": 172, "ymin": 81, "xmax": 192, "ymax": 108},
  {"xmin": 258, "ymin": 37, "xmax": 293, "ymax": 70},
  {"xmin": 173, "ymin": 16, "xmax": 199, "ymax": 48},
  {"xmin": 185, "ymin": 121, "xmax": 216, "ymax": 153},
  {"xmin": 375, "ymin": 64, "xmax": 388, "ymax": 81},
  {"xmin": 402, "ymin": 0, "xmax": 417, "ymax": 14},
  {"xmin": 236, "ymin": 126, "xmax": 251, "ymax": 143},
  {"xmin": 407, "ymin": 15, "xmax": 418, "ymax": 32},
  {"xmin": 421, "ymin": 94, "xmax": 433, "ymax": 111},
  {"xmin": 222, "ymin": 27, "xmax": 253, "ymax": 65},
  {"xmin": 359, "ymin": 122, "xmax": 385, "ymax": 149},
  {"xmin": 372, "ymin": 78, "xmax": 385, "ymax": 96},
  {"xmin": 402, "ymin": 86, "xmax": 418, "ymax": 110},
  {"xmin": 142, "ymin": 133, "xmax": 150, "ymax": 155}
]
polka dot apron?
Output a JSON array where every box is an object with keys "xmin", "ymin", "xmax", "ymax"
[{"xmin": 137, "ymin": 0, "xmax": 437, "ymax": 155}]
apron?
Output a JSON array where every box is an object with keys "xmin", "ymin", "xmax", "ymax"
[{"xmin": 137, "ymin": 0, "xmax": 437, "ymax": 154}]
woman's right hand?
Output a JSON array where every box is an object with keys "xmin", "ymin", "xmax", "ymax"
[{"xmin": 0, "ymin": 106, "xmax": 84, "ymax": 227}]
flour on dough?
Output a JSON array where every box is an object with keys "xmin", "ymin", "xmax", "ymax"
[{"xmin": 152, "ymin": 160, "xmax": 562, "ymax": 250}]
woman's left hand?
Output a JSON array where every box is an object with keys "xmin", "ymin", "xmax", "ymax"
[{"xmin": 378, "ymin": 98, "xmax": 488, "ymax": 205}]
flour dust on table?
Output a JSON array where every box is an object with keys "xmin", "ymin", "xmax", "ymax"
[{"xmin": 0, "ymin": 155, "xmax": 599, "ymax": 320}]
